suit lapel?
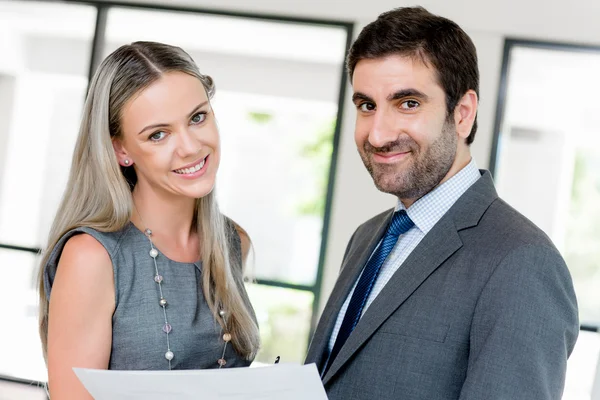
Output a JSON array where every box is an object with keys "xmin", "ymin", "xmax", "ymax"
[
  {"xmin": 322, "ymin": 216, "xmax": 462, "ymax": 383},
  {"xmin": 322, "ymin": 171, "xmax": 498, "ymax": 384},
  {"xmin": 306, "ymin": 209, "xmax": 395, "ymax": 371}
]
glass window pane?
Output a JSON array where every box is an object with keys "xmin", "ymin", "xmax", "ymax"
[
  {"xmin": 103, "ymin": 7, "xmax": 348, "ymax": 286},
  {"xmin": 0, "ymin": 249, "xmax": 45, "ymax": 382},
  {"xmin": 246, "ymin": 284, "xmax": 313, "ymax": 364},
  {"xmin": 0, "ymin": 1, "xmax": 96, "ymax": 248},
  {"xmin": 493, "ymin": 45, "xmax": 600, "ymax": 326},
  {"xmin": 563, "ymin": 330, "xmax": 600, "ymax": 400},
  {"xmin": 0, "ymin": 379, "xmax": 47, "ymax": 400},
  {"xmin": 215, "ymin": 92, "xmax": 336, "ymax": 285}
]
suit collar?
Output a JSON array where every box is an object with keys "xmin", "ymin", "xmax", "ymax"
[{"xmin": 451, "ymin": 170, "xmax": 498, "ymax": 231}]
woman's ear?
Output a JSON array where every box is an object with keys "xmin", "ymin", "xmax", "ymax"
[{"xmin": 112, "ymin": 139, "xmax": 133, "ymax": 167}]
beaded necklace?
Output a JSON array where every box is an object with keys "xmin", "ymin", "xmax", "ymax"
[{"xmin": 138, "ymin": 218, "xmax": 232, "ymax": 370}]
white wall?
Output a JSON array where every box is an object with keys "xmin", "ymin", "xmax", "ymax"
[
  {"xmin": 98, "ymin": 0, "xmax": 600, "ymax": 313},
  {"xmin": 0, "ymin": 76, "xmax": 16, "ymax": 197}
]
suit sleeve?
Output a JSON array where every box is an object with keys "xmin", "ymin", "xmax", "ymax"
[{"xmin": 459, "ymin": 244, "xmax": 579, "ymax": 400}]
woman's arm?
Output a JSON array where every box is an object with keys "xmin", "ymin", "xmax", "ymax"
[{"xmin": 47, "ymin": 233, "xmax": 115, "ymax": 399}]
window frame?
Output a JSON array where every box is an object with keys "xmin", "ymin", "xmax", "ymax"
[
  {"xmin": 0, "ymin": 0, "xmax": 354, "ymax": 386},
  {"xmin": 490, "ymin": 37, "xmax": 600, "ymax": 333}
]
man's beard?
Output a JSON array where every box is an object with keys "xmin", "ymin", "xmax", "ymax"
[{"xmin": 360, "ymin": 120, "xmax": 457, "ymax": 201}]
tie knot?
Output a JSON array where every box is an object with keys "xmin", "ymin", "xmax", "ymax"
[{"xmin": 388, "ymin": 210, "xmax": 414, "ymax": 236}]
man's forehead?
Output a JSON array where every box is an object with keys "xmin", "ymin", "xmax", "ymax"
[{"xmin": 352, "ymin": 55, "xmax": 442, "ymax": 98}]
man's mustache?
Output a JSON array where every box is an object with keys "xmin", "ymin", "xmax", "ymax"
[{"xmin": 363, "ymin": 138, "xmax": 418, "ymax": 154}]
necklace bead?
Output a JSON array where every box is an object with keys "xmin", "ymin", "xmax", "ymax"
[
  {"xmin": 154, "ymin": 274, "xmax": 163, "ymax": 283},
  {"xmin": 159, "ymin": 298, "xmax": 167, "ymax": 307},
  {"xmin": 165, "ymin": 351, "xmax": 174, "ymax": 361},
  {"xmin": 149, "ymin": 248, "xmax": 159, "ymax": 258},
  {"xmin": 163, "ymin": 323, "xmax": 172, "ymax": 334}
]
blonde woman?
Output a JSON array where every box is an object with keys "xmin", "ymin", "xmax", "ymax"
[{"xmin": 37, "ymin": 41, "xmax": 260, "ymax": 399}]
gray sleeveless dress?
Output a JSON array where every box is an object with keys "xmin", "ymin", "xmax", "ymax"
[{"xmin": 43, "ymin": 219, "xmax": 256, "ymax": 370}]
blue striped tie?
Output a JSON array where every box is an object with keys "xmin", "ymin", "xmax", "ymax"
[{"xmin": 325, "ymin": 210, "xmax": 414, "ymax": 373}]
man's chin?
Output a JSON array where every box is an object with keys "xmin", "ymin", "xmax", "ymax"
[
  {"xmin": 372, "ymin": 175, "xmax": 405, "ymax": 195},
  {"xmin": 371, "ymin": 172, "xmax": 424, "ymax": 198}
]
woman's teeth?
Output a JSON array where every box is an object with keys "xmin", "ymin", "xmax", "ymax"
[{"xmin": 174, "ymin": 158, "xmax": 205, "ymax": 174}]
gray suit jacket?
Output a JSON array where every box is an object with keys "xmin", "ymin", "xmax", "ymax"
[{"xmin": 306, "ymin": 171, "xmax": 579, "ymax": 399}]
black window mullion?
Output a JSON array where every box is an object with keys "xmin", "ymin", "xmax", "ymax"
[
  {"xmin": 86, "ymin": 4, "xmax": 108, "ymax": 89},
  {"xmin": 0, "ymin": 243, "xmax": 40, "ymax": 254},
  {"xmin": 308, "ymin": 21, "xmax": 354, "ymax": 339}
]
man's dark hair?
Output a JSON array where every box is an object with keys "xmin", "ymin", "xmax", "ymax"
[{"xmin": 347, "ymin": 7, "xmax": 479, "ymax": 144}]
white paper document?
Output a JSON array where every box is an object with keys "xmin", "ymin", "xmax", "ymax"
[{"xmin": 73, "ymin": 363, "xmax": 328, "ymax": 400}]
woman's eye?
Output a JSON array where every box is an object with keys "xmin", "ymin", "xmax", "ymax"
[
  {"xmin": 149, "ymin": 131, "xmax": 166, "ymax": 142},
  {"xmin": 400, "ymin": 100, "xmax": 419, "ymax": 110},
  {"xmin": 191, "ymin": 112, "xmax": 207, "ymax": 124},
  {"xmin": 358, "ymin": 102, "xmax": 375, "ymax": 112}
]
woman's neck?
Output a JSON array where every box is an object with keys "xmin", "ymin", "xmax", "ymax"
[{"xmin": 130, "ymin": 182, "xmax": 198, "ymax": 255}]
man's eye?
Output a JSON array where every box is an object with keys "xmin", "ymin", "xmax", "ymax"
[
  {"xmin": 400, "ymin": 100, "xmax": 419, "ymax": 110},
  {"xmin": 359, "ymin": 103, "xmax": 375, "ymax": 112}
]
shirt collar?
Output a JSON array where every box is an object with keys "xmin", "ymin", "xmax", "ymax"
[{"xmin": 395, "ymin": 158, "xmax": 481, "ymax": 235}]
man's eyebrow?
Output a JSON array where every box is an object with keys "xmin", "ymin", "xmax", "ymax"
[
  {"xmin": 352, "ymin": 92, "xmax": 373, "ymax": 104},
  {"xmin": 387, "ymin": 89, "xmax": 429, "ymax": 102}
]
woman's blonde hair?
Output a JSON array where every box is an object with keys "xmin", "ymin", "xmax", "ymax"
[{"xmin": 37, "ymin": 41, "xmax": 260, "ymax": 362}]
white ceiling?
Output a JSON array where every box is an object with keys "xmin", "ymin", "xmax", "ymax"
[{"xmin": 110, "ymin": 0, "xmax": 600, "ymax": 46}]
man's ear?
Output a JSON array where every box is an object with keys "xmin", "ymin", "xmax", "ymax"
[{"xmin": 454, "ymin": 90, "xmax": 478, "ymax": 140}]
